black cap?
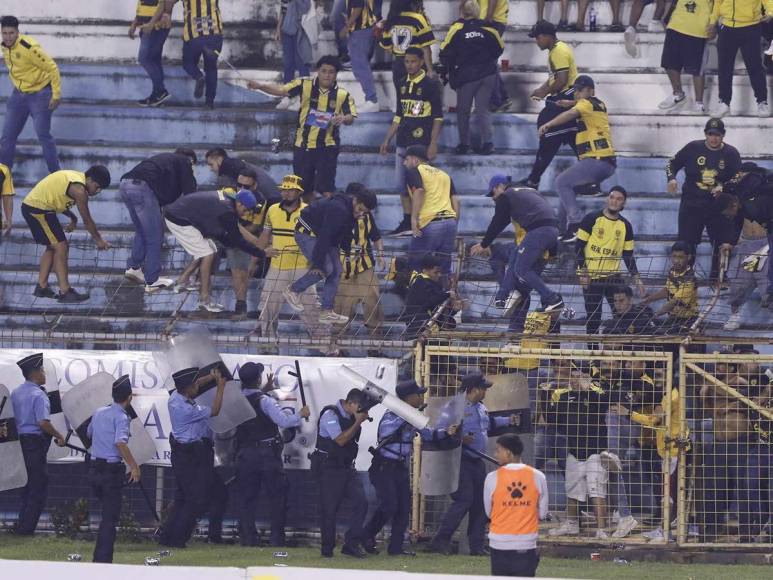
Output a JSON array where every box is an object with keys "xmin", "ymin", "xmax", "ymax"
[
  {"xmin": 402, "ymin": 144, "xmax": 428, "ymax": 161},
  {"xmin": 573, "ymin": 75, "xmax": 595, "ymax": 90},
  {"xmin": 395, "ymin": 379, "xmax": 428, "ymax": 399},
  {"xmin": 17, "ymin": 353, "xmax": 44, "ymax": 374},
  {"xmin": 528, "ymin": 19, "xmax": 557, "ymax": 38},
  {"xmin": 112, "ymin": 375, "xmax": 132, "ymax": 400},
  {"xmin": 239, "ymin": 362, "xmax": 265, "ymax": 387},
  {"xmin": 704, "ymin": 118, "xmax": 725, "ymax": 135},
  {"xmin": 461, "ymin": 372, "xmax": 493, "ymax": 391},
  {"xmin": 172, "ymin": 367, "xmax": 199, "ymax": 391}
]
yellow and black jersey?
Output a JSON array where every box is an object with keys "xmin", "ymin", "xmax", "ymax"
[
  {"xmin": 346, "ymin": 0, "xmax": 377, "ymax": 31},
  {"xmin": 668, "ymin": 0, "xmax": 713, "ymax": 38},
  {"xmin": 136, "ymin": 0, "xmax": 161, "ymax": 25},
  {"xmin": 548, "ymin": 40, "xmax": 577, "ymax": 91},
  {"xmin": 380, "ymin": 11, "xmax": 435, "ymax": 56},
  {"xmin": 23, "ymin": 170, "xmax": 84, "ymax": 214},
  {"xmin": 1, "ymin": 34, "xmax": 62, "ymax": 99},
  {"xmin": 265, "ymin": 201, "xmax": 308, "ymax": 271},
  {"xmin": 341, "ymin": 213, "xmax": 381, "ymax": 277},
  {"xmin": 180, "ymin": 0, "xmax": 223, "ymax": 42},
  {"xmin": 478, "ymin": 0, "xmax": 509, "ymax": 24},
  {"xmin": 576, "ymin": 211, "xmax": 637, "ymax": 279},
  {"xmin": 393, "ymin": 70, "xmax": 444, "ymax": 148},
  {"xmin": 504, "ymin": 311, "xmax": 561, "ymax": 370},
  {"xmin": 574, "ymin": 97, "xmax": 615, "ymax": 160},
  {"xmin": 285, "ymin": 78, "xmax": 357, "ymax": 150},
  {"xmin": 405, "ymin": 163, "xmax": 457, "ymax": 228},
  {"xmin": 666, "ymin": 266, "xmax": 698, "ymax": 319},
  {"xmin": 0, "ymin": 163, "xmax": 14, "ymax": 198}
]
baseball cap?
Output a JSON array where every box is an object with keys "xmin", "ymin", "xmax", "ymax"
[
  {"xmin": 402, "ymin": 144, "xmax": 428, "ymax": 160},
  {"xmin": 239, "ymin": 362, "xmax": 265, "ymax": 386},
  {"xmin": 279, "ymin": 174, "xmax": 304, "ymax": 192},
  {"xmin": 486, "ymin": 174, "xmax": 510, "ymax": 197},
  {"xmin": 235, "ymin": 188, "xmax": 258, "ymax": 209},
  {"xmin": 461, "ymin": 372, "xmax": 493, "ymax": 391},
  {"xmin": 573, "ymin": 75, "xmax": 595, "ymax": 90},
  {"xmin": 395, "ymin": 379, "xmax": 428, "ymax": 399},
  {"xmin": 704, "ymin": 118, "xmax": 725, "ymax": 135},
  {"xmin": 528, "ymin": 19, "xmax": 557, "ymax": 38}
]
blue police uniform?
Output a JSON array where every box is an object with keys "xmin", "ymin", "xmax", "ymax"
[
  {"xmin": 10, "ymin": 354, "xmax": 54, "ymax": 535},
  {"xmin": 88, "ymin": 398, "xmax": 132, "ymax": 563}
]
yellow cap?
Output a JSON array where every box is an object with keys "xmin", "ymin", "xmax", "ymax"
[{"xmin": 278, "ymin": 174, "xmax": 304, "ymax": 192}]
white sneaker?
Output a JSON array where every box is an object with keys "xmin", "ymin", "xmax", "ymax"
[
  {"xmin": 693, "ymin": 102, "xmax": 706, "ymax": 114},
  {"xmin": 624, "ymin": 26, "xmax": 638, "ymax": 58},
  {"xmin": 358, "ymin": 100, "xmax": 380, "ymax": 113},
  {"xmin": 174, "ymin": 281, "xmax": 199, "ymax": 293},
  {"xmin": 647, "ymin": 19, "xmax": 665, "ymax": 32},
  {"xmin": 503, "ymin": 290, "xmax": 523, "ymax": 317},
  {"xmin": 548, "ymin": 520, "xmax": 580, "ymax": 536},
  {"xmin": 198, "ymin": 301, "xmax": 225, "ymax": 313},
  {"xmin": 318, "ymin": 310, "xmax": 350, "ymax": 324},
  {"xmin": 282, "ymin": 288, "xmax": 305, "ymax": 312},
  {"xmin": 612, "ymin": 515, "xmax": 639, "ymax": 538},
  {"xmin": 125, "ymin": 267, "xmax": 145, "ymax": 284},
  {"xmin": 145, "ymin": 277, "xmax": 174, "ymax": 293},
  {"xmin": 611, "ymin": 510, "xmax": 621, "ymax": 525},
  {"xmin": 658, "ymin": 92, "xmax": 686, "ymax": 110},
  {"xmin": 643, "ymin": 527, "xmax": 665, "ymax": 541},
  {"xmin": 766, "ymin": 41, "xmax": 773, "ymax": 56},
  {"xmin": 600, "ymin": 450, "xmax": 623, "ymax": 473},
  {"xmin": 275, "ymin": 97, "xmax": 291, "ymax": 110},
  {"xmin": 757, "ymin": 101, "xmax": 769, "ymax": 118},
  {"xmin": 723, "ymin": 310, "xmax": 742, "ymax": 331},
  {"xmin": 688, "ymin": 524, "xmax": 700, "ymax": 537},
  {"xmin": 595, "ymin": 529, "xmax": 609, "ymax": 540},
  {"xmin": 712, "ymin": 102, "xmax": 730, "ymax": 118}
]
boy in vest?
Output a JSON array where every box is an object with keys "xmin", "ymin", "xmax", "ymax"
[{"xmin": 484, "ymin": 433, "xmax": 548, "ymax": 577}]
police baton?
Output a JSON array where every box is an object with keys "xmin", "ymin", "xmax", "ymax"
[
  {"xmin": 62, "ymin": 430, "xmax": 87, "ymax": 454},
  {"xmin": 462, "ymin": 444, "xmax": 500, "ymax": 466},
  {"xmin": 289, "ymin": 360, "xmax": 309, "ymax": 421},
  {"xmin": 137, "ymin": 479, "xmax": 161, "ymax": 523}
]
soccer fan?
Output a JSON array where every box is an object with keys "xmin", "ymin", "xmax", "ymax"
[
  {"xmin": 276, "ymin": 0, "xmax": 313, "ymax": 105},
  {"xmin": 624, "ymin": 0, "xmax": 668, "ymax": 56},
  {"xmin": 0, "ymin": 15, "xmax": 61, "ymax": 172},
  {"xmin": 602, "ymin": 285, "xmax": 656, "ymax": 335},
  {"xmin": 474, "ymin": 0, "xmax": 510, "ymax": 111},
  {"xmin": 379, "ymin": 0, "xmax": 435, "ymax": 91},
  {"xmin": 400, "ymin": 253, "xmax": 463, "ymax": 338},
  {"xmin": 0, "ymin": 161, "xmax": 14, "ymax": 236},
  {"xmin": 205, "ymin": 147, "xmax": 279, "ymax": 200},
  {"xmin": 340, "ymin": 0, "xmax": 380, "ymax": 113},
  {"xmin": 129, "ymin": 0, "xmax": 172, "ymax": 107}
]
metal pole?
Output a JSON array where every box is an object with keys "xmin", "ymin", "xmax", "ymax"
[
  {"xmin": 155, "ymin": 466, "xmax": 164, "ymax": 526},
  {"xmin": 411, "ymin": 341, "xmax": 425, "ymax": 536},
  {"xmin": 676, "ymin": 344, "xmax": 688, "ymax": 546}
]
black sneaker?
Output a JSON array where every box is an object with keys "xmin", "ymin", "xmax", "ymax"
[
  {"xmin": 454, "ymin": 144, "xmax": 470, "ymax": 155},
  {"xmin": 476, "ymin": 142, "xmax": 494, "ymax": 155},
  {"xmin": 137, "ymin": 95, "xmax": 153, "ymax": 107},
  {"xmin": 341, "ymin": 543, "xmax": 366, "ymax": 558},
  {"xmin": 234, "ymin": 300, "xmax": 247, "ymax": 315},
  {"xmin": 574, "ymin": 182, "xmax": 603, "ymax": 196},
  {"xmin": 543, "ymin": 295, "xmax": 565, "ymax": 313},
  {"xmin": 194, "ymin": 77, "xmax": 205, "ymax": 99},
  {"xmin": 33, "ymin": 284, "xmax": 58, "ymax": 299},
  {"xmin": 148, "ymin": 90, "xmax": 170, "ymax": 107},
  {"xmin": 361, "ymin": 538, "xmax": 379, "ymax": 555},
  {"xmin": 388, "ymin": 216, "xmax": 412, "ymax": 237},
  {"xmin": 514, "ymin": 177, "xmax": 539, "ymax": 189},
  {"xmin": 58, "ymin": 288, "xmax": 90, "ymax": 303}
]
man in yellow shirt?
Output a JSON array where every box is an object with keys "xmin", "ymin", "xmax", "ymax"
[
  {"xmin": 709, "ymin": 0, "xmax": 772, "ymax": 117},
  {"xmin": 0, "ymin": 162, "xmax": 14, "ymax": 236},
  {"xmin": 21, "ymin": 166, "xmax": 111, "ymax": 303},
  {"xmin": 0, "ymin": 16, "xmax": 61, "ymax": 172}
]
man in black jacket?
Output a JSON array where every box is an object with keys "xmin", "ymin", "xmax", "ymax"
[
  {"xmin": 602, "ymin": 285, "xmax": 655, "ymax": 335},
  {"xmin": 205, "ymin": 147, "xmax": 279, "ymax": 200},
  {"xmin": 164, "ymin": 188, "xmax": 276, "ymax": 312},
  {"xmin": 120, "ymin": 148, "xmax": 197, "ymax": 292},
  {"xmin": 401, "ymin": 253, "xmax": 463, "ymax": 338},
  {"xmin": 284, "ymin": 189, "xmax": 377, "ymax": 325}
]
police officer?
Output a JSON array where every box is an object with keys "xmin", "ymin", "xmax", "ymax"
[
  {"xmin": 362, "ymin": 380, "xmax": 458, "ymax": 556},
  {"xmin": 235, "ymin": 362, "xmax": 310, "ymax": 547},
  {"xmin": 428, "ymin": 373, "xmax": 519, "ymax": 555},
  {"xmin": 159, "ymin": 366, "xmax": 226, "ymax": 548},
  {"xmin": 312, "ymin": 388, "xmax": 370, "ymax": 558},
  {"xmin": 10, "ymin": 353, "xmax": 65, "ymax": 535},
  {"xmin": 88, "ymin": 375, "xmax": 141, "ymax": 563}
]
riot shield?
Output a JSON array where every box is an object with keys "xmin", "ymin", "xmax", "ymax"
[
  {"xmin": 485, "ymin": 372, "xmax": 532, "ymax": 436},
  {"xmin": 43, "ymin": 360, "xmax": 69, "ymax": 461},
  {"xmin": 126, "ymin": 405, "xmax": 158, "ymax": 466},
  {"xmin": 420, "ymin": 394, "xmax": 465, "ymax": 496},
  {"xmin": 213, "ymin": 429, "xmax": 238, "ymax": 469},
  {"xmin": 196, "ymin": 379, "xmax": 256, "ymax": 433},
  {"xmin": 0, "ymin": 384, "xmax": 28, "ymax": 491},
  {"xmin": 153, "ymin": 327, "xmax": 232, "ymax": 389}
]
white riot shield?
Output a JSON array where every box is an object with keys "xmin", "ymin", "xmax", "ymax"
[
  {"xmin": 126, "ymin": 405, "xmax": 159, "ymax": 467},
  {"xmin": 61, "ymin": 372, "xmax": 113, "ymax": 447},
  {"xmin": 485, "ymin": 373, "xmax": 532, "ymax": 436},
  {"xmin": 196, "ymin": 380, "xmax": 256, "ymax": 434},
  {"xmin": 0, "ymin": 384, "xmax": 28, "ymax": 491},
  {"xmin": 154, "ymin": 327, "xmax": 231, "ymax": 390},
  {"xmin": 43, "ymin": 360, "xmax": 69, "ymax": 461},
  {"xmin": 213, "ymin": 429, "xmax": 238, "ymax": 469},
  {"xmin": 420, "ymin": 394, "xmax": 465, "ymax": 496}
]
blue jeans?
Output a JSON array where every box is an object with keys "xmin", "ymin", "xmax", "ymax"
[
  {"xmin": 409, "ymin": 218, "xmax": 458, "ymax": 275},
  {"xmin": 120, "ymin": 179, "xmax": 164, "ymax": 284},
  {"xmin": 291, "ymin": 232, "xmax": 343, "ymax": 310},
  {"xmin": 281, "ymin": 32, "xmax": 311, "ymax": 84},
  {"xmin": 766, "ymin": 231, "xmax": 773, "ymax": 295},
  {"xmin": 491, "ymin": 242, "xmax": 535, "ymax": 332},
  {"xmin": 555, "ymin": 158, "xmax": 616, "ymax": 231},
  {"xmin": 138, "ymin": 27, "xmax": 170, "ymax": 96},
  {"xmin": 182, "ymin": 35, "xmax": 223, "ymax": 104},
  {"xmin": 331, "ymin": 0, "xmax": 348, "ymax": 56},
  {"xmin": 499, "ymin": 225, "xmax": 558, "ymax": 306},
  {"xmin": 348, "ymin": 28, "xmax": 377, "ymax": 103},
  {"xmin": 0, "ymin": 85, "xmax": 60, "ymax": 172},
  {"xmin": 534, "ymin": 425, "xmax": 567, "ymax": 471}
]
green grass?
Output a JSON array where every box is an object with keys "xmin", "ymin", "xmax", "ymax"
[{"xmin": 0, "ymin": 536, "xmax": 769, "ymax": 579}]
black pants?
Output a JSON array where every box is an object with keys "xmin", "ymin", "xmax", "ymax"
[
  {"xmin": 527, "ymin": 93, "xmax": 578, "ymax": 185},
  {"xmin": 16, "ymin": 434, "xmax": 49, "ymax": 535},
  {"xmin": 90, "ymin": 462, "xmax": 125, "ymax": 563},
  {"xmin": 490, "ymin": 547, "xmax": 540, "ymax": 577},
  {"xmin": 292, "ymin": 146, "xmax": 339, "ymax": 196},
  {"xmin": 717, "ymin": 23, "xmax": 767, "ymax": 105},
  {"xmin": 431, "ymin": 457, "xmax": 487, "ymax": 552},
  {"xmin": 207, "ymin": 465, "xmax": 229, "ymax": 542},
  {"xmin": 363, "ymin": 458, "xmax": 411, "ymax": 554},
  {"xmin": 317, "ymin": 465, "xmax": 367, "ymax": 556},
  {"xmin": 583, "ymin": 274, "xmax": 624, "ymax": 335},
  {"xmin": 678, "ymin": 198, "xmax": 736, "ymax": 281},
  {"xmin": 161, "ymin": 442, "xmax": 211, "ymax": 547},
  {"xmin": 235, "ymin": 446, "xmax": 289, "ymax": 546}
]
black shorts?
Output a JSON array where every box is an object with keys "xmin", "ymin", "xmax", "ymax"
[
  {"xmin": 22, "ymin": 203, "xmax": 66, "ymax": 246},
  {"xmin": 292, "ymin": 146, "xmax": 339, "ymax": 195},
  {"xmin": 661, "ymin": 29, "xmax": 708, "ymax": 76}
]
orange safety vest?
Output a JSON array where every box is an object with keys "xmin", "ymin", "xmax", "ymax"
[{"xmin": 490, "ymin": 466, "xmax": 540, "ymax": 536}]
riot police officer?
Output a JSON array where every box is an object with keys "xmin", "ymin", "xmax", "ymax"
[
  {"xmin": 362, "ymin": 380, "xmax": 458, "ymax": 556},
  {"xmin": 88, "ymin": 375, "xmax": 140, "ymax": 563},
  {"xmin": 312, "ymin": 388, "xmax": 370, "ymax": 558},
  {"xmin": 11, "ymin": 353, "xmax": 65, "ymax": 535},
  {"xmin": 159, "ymin": 366, "xmax": 225, "ymax": 548},
  {"xmin": 235, "ymin": 362, "xmax": 310, "ymax": 547}
]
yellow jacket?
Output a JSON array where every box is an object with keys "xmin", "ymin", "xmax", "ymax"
[
  {"xmin": 710, "ymin": 0, "xmax": 773, "ymax": 27},
  {"xmin": 631, "ymin": 388, "xmax": 689, "ymax": 459},
  {"xmin": 1, "ymin": 34, "xmax": 61, "ymax": 99}
]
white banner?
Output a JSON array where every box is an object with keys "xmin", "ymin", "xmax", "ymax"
[{"xmin": 0, "ymin": 349, "xmax": 397, "ymax": 470}]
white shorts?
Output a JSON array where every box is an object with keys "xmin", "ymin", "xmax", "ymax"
[
  {"xmin": 165, "ymin": 218, "xmax": 217, "ymax": 259},
  {"xmin": 565, "ymin": 453, "xmax": 608, "ymax": 502}
]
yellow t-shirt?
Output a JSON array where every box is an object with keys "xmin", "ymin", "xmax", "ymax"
[
  {"xmin": 504, "ymin": 311, "xmax": 556, "ymax": 370},
  {"xmin": 548, "ymin": 41, "xmax": 578, "ymax": 92},
  {"xmin": 23, "ymin": 170, "xmax": 84, "ymax": 213},
  {"xmin": 478, "ymin": 0, "xmax": 509, "ymax": 24},
  {"xmin": 265, "ymin": 201, "xmax": 308, "ymax": 271},
  {"xmin": 666, "ymin": 266, "xmax": 698, "ymax": 319},
  {"xmin": 576, "ymin": 211, "xmax": 635, "ymax": 279},
  {"xmin": 668, "ymin": 0, "xmax": 713, "ymax": 38},
  {"xmin": 574, "ymin": 97, "xmax": 615, "ymax": 159},
  {"xmin": 0, "ymin": 163, "xmax": 14, "ymax": 197},
  {"xmin": 406, "ymin": 163, "xmax": 457, "ymax": 229}
]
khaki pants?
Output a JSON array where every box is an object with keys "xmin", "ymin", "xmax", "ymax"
[
  {"xmin": 334, "ymin": 268, "xmax": 383, "ymax": 330},
  {"xmin": 258, "ymin": 266, "xmax": 324, "ymax": 338}
]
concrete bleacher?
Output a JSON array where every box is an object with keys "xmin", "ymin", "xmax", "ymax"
[{"xmin": 1, "ymin": 0, "xmax": 772, "ymax": 342}]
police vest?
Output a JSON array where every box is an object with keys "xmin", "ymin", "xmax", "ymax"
[
  {"xmin": 236, "ymin": 392, "xmax": 280, "ymax": 447},
  {"xmin": 490, "ymin": 466, "xmax": 540, "ymax": 536},
  {"xmin": 315, "ymin": 404, "xmax": 360, "ymax": 465}
]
